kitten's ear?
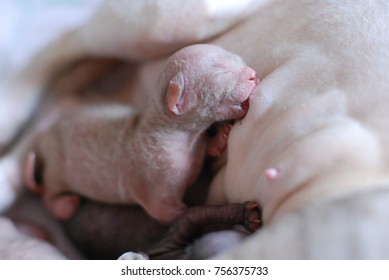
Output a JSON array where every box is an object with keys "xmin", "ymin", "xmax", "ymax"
[{"xmin": 166, "ymin": 73, "xmax": 185, "ymax": 115}]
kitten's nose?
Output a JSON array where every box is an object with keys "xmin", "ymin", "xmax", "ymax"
[
  {"xmin": 245, "ymin": 68, "xmax": 259, "ymax": 84},
  {"xmin": 232, "ymin": 67, "xmax": 259, "ymax": 102}
]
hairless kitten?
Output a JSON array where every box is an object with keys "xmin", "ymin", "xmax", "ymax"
[
  {"xmin": 24, "ymin": 44, "xmax": 259, "ymax": 224},
  {"xmin": 64, "ymin": 199, "xmax": 261, "ymax": 259}
]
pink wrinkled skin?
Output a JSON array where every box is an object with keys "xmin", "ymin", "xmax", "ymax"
[
  {"xmin": 24, "ymin": 44, "xmax": 257, "ymax": 223},
  {"xmin": 2, "ymin": 0, "xmax": 389, "ymax": 259}
]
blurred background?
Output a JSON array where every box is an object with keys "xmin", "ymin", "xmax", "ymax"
[{"xmin": 0, "ymin": 0, "xmax": 103, "ymax": 82}]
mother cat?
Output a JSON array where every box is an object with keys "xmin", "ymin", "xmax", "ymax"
[{"xmin": 2, "ymin": 0, "xmax": 389, "ymax": 258}]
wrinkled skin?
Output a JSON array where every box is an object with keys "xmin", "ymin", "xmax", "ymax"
[
  {"xmin": 25, "ymin": 44, "xmax": 257, "ymax": 223},
  {"xmin": 3, "ymin": 0, "xmax": 389, "ymax": 259},
  {"xmin": 207, "ymin": 0, "xmax": 389, "ymax": 223},
  {"xmin": 206, "ymin": 0, "xmax": 389, "ymax": 258}
]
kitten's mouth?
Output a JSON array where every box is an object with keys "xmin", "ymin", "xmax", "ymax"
[
  {"xmin": 218, "ymin": 68, "xmax": 259, "ymax": 120},
  {"xmin": 241, "ymin": 98, "xmax": 250, "ymax": 112},
  {"xmin": 231, "ymin": 97, "xmax": 250, "ymax": 118},
  {"xmin": 231, "ymin": 73, "xmax": 259, "ymax": 116}
]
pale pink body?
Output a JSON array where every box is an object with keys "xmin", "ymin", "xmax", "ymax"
[
  {"xmin": 26, "ymin": 44, "xmax": 257, "ymax": 223},
  {"xmin": 2, "ymin": 0, "xmax": 389, "ymax": 259}
]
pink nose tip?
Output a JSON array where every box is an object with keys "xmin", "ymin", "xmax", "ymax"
[{"xmin": 248, "ymin": 71, "xmax": 260, "ymax": 84}]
